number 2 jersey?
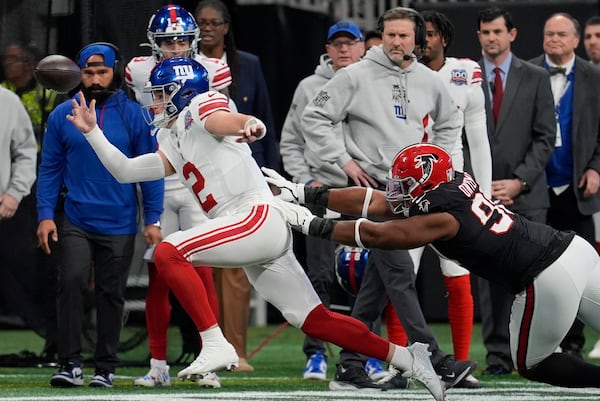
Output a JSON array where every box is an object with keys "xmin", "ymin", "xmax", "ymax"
[
  {"xmin": 156, "ymin": 90, "xmax": 273, "ymax": 219},
  {"xmin": 408, "ymin": 171, "xmax": 575, "ymax": 294}
]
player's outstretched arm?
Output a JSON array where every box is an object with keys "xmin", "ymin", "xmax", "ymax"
[{"xmin": 66, "ymin": 91, "xmax": 170, "ymax": 183}]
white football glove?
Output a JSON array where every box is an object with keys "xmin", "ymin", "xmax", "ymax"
[
  {"xmin": 271, "ymin": 198, "xmax": 315, "ymax": 234},
  {"xmin": 261, "ymin": 167, "xmax": 305, "ymax": 204}
]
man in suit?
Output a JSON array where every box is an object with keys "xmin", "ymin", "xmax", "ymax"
[
  {"xmin": 474, "ymin": 6, "xmax": 556, "ymax": 375},
  {"xmin": 194, "ymin": 0, "xmax": 280, "ymax": 373},
  {"xmin": 529, "ymin": 12, "xmax": 600, "ymax": 360}
]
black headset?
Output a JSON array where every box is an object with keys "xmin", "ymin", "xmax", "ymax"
[
  {"xmin": 75, "ymin": 42, "xmax": 124, "ymax": 88},
  {"xmin": 377, "ymin": 7, "xmax": 427, "ymax": 52}
]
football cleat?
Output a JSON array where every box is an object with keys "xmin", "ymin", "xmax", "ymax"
[
  {"xmin": 133, "ymin": 358, "xmax": 171, "ymax": 387},
  {"xmin": 197, "ymin": 371, "xmax": 221, "ymax": 388},
  {"xmin": 404, "ymin": 343, "xmax": 445, "ymax": 401},
  {"xmin": 177, "ymin": 341, "xmax": 239, "ymax": 379}
]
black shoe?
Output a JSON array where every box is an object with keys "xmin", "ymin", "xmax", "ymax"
[
  {"xmin": 376, "ymin": 365, "xmax": 409, "ymax": 390},
  {"xmin": 482, "ymin": 364, "xmax": 511, "ymax": 375},
  {"xmin": 329, "ymin": 364, "xmax": 386, "ymax": 391},
  {"xmin": 434, "ymin": 355, "xmax": 476, "ymax": 388},
  {"xmin": 454, "ymin": 374, "xmax": 482, "ymax": 389}
]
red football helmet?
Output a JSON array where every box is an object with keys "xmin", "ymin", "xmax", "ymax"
[{"xmin": 386, "ymin": 143, "xmax": 454, "ymax": 215}]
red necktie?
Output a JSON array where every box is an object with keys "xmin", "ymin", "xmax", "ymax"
[{"xmin": 492, "ymin": 67, "xmax": 503, "ymax": 124}]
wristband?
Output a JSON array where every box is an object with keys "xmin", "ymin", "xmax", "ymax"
[
  {"xmin": 361, "ymin": 187, "xmax": 373, "ymax": 218},
  {"xmin": 354, "ymin": 218, "xmax": 367, "ymax": 248}
]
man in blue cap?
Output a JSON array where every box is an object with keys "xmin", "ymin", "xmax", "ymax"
[{"xmin": 37, "ymin": 42, "xmax": 164, "ymax": 388}]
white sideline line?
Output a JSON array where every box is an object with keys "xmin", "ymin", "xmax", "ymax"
[{"xmin": 0, "ymin": 388, "xmax": 599, "ymax": 401}]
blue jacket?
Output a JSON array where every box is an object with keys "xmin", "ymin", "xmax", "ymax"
[
  {"xmin": 232, "ymin": 50, "xmax": 280, "ymax": 170},
  {"xmin": 37, "ymin": 89, "xmax": 164, "ymax": 235}
]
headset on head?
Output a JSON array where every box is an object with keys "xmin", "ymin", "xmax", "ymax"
[
  {"xmin": 75, "ymin": 41, "xmax": 124, "ymax": 88},
  {"xmin": 376, "ymin": 7, "xmax": 427, "ymax": 52}
]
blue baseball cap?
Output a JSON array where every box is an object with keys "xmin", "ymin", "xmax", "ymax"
[
  {"xmin": 327, "ymin": 21, "xmax": 363, "ymax": 41},
  {"xmin": 78, "ymin": 43, "xmax": 117, "ymax": 69}
]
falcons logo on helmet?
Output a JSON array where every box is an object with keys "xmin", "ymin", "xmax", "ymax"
[{"xmin": 414, "ymin": 153, "xmax": 439, "ymax": 184}]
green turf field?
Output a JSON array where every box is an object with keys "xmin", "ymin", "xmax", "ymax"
[{"xmin": 0, "ymin": 323, "xmax": 599, "ymax": 400}]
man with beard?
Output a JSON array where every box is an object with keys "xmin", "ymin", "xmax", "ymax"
[{"xmin": 36, "ymin": 42, "xmax": 164, "ymax": 388}]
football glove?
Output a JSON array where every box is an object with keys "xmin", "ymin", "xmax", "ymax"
[
  {"xmin": 271, "ymin": 198, "xmax": 314, "ymax": 234},
  {"xmin": 262, "ymin": 167, "xmax": 305, "ymax": 204}
]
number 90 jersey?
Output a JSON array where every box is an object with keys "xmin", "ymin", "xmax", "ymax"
[
  {"xmin": 408, "ymin": 171, "xmax": 575, "ymax": 294},
  {"xmin": 157, "ymin": 91, "xmax": 273, "ymax": 219}
]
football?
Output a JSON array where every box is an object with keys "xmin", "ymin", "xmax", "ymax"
[{"xmin": 34, "ymin": 54, "xmax": 81, "ymax": 93}]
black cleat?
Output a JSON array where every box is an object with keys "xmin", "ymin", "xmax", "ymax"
[
  {"xmin": 329, "ymin": 364, "xmax": 387, "ymax": 391},
  {"xmin": 434, "ymin": 355, "xmax": 476, "ymax": 388}
]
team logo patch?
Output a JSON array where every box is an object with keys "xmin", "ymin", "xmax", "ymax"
[
  {"xmin": 417, "ymin": 198, "xmax": 430, "ymax": 213},
  {"xmin": 392, "ymin": 84, "xmax": 407, "ymax": 120},
  {"xmin": 392, "ymin": 84, "xmax": 404, "ymax": 102},
  {"xmin": 450, "ymin": 69, "xmax": 468, "ymax": 86},
  {"xmin": 184, "ymin": 110, "xmax": 193, "ymax": 129},
  {"xmin": 312, "ymin": 90, "xmax": 330, "ymax": 107}
]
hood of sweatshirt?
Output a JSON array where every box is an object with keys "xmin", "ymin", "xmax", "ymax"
[
  {"xmin": 363, "ymin": 45, "xmax": 418, "ymax": 74},
  {"xmin": 314, "ymin": 54, "xmax": 335, "ymax": 80}
]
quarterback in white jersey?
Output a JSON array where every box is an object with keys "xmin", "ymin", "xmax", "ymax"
[
  {"xmin": 125, "ymin": 4, "xmax": 232, "ymax": 389},
  {"xmin": 67, "ymin": 57, "xmax": 446, "ymax": 401}
]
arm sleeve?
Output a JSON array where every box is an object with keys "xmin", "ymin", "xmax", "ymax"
[
  {"xmin": 83, "ymin": 126, "xmax": 166, "ymax": 183},
  {"xmin": 463, "ymin": 83, "xmax": 492, "ymax": 196}
]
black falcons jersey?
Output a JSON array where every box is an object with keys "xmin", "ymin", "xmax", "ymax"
[{"xmin": 408, "ymin": 172, "xmax": 575, "ymax": 294}]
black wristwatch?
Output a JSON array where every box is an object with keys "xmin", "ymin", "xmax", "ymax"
[{"xmin": 519, "ymin": 179, "xmax": 530, "ymax": 194}]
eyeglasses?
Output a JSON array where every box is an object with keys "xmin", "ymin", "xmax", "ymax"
[
  {"xmin": 327, "ymin": 39, "xmax": 360, "ymax": 49},
  {"xmin": 197, "ymin": 20, "xmax": 225, "ymax": 29}
]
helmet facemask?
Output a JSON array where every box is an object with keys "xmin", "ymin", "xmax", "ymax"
[
  {"xmin": 143, "ymin": 81, "xmax": 180, "ymax": 128},
  {"xmin": 147, "ymin": 5, "xmax": 200, "ymax": 61},
  {"xmin": 385, "ymin": 175, "xmax": 417, "ymax": 216}
]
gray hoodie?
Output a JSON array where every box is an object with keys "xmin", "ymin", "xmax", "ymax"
[
  {"xmin": 280, "ymin": 54, "xmax": 348, "ymax": 187},
  {"xmin": 0, "ymin": 87, "xmax": 36, "ymax": 202},
  {"xmin": 302, "ymin": 45, "xmax": 461, "ymax": 183}
]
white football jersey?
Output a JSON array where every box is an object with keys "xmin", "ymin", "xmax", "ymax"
[
  {"xmin": 423, "ymin": 57, "xmax": 487, "ymax": 173},
  {"xmin": 125, "ymin": 55, "xmax": 232, "ymax": 105},
  {"xmin": 157, "ymin": 91, "xmax": 273, "ymax": 219}
]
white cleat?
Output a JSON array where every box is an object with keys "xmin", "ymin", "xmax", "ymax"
[
  {"xmin": 197, "ymin": 371, "xmax": 221, "ymax": 388},
  {"xmin": 177, "ymin": 341, "xmax": 239, "ymax": 380},
  {"xmin": 404, "ymin": 343, "xmax": 446, "ymax": 401},
  {"xmin": 133, "ymin": 358, "xmax": 171, "ymax": 387}
]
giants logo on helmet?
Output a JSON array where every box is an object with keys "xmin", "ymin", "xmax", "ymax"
[{"xmin": 173, "ymin": 64, "xmax": 195, "ymax": 80}]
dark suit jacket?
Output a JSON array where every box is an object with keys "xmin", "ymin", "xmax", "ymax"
[
  {"xmin": 529, "ymin": 55, "xmax": 600, "ymax": 215},
  {"xmin": 231, "ymin": 50, "xmax": 281, "ymax": 171},
  {"xmin": 478, "ymin": 55, "xmax": 556, "ymax": 213}
]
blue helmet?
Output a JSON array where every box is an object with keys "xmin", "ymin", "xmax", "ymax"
[
  {"xmin": 335, "ymin": 246, "xmax": 370, "ymax": 295},
  {"xmin": 143, "ymin": 57, "xmax": 209, "ymax": 127},
  {"xmin": 147, "ymin": 4, "xmax": 199, "ymax": 59}
]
